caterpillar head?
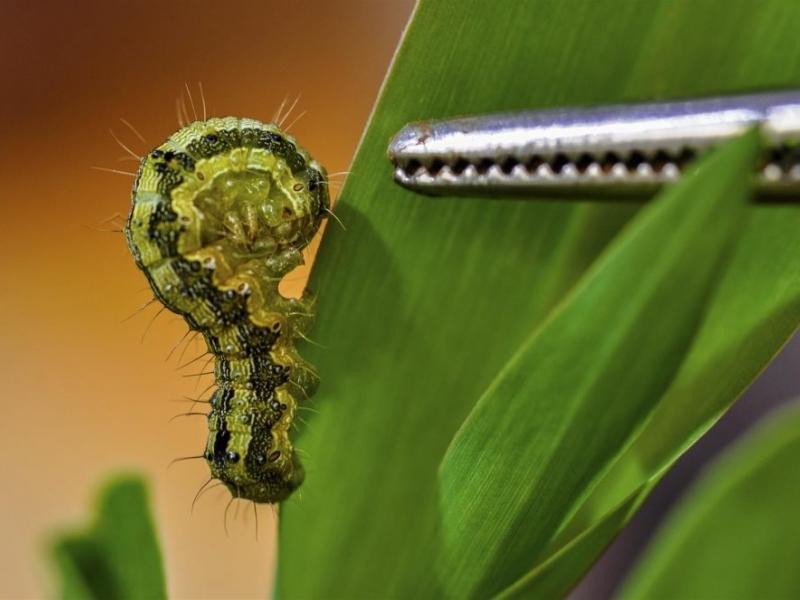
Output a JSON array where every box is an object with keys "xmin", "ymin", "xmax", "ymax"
[
  {"xmin": 192, "ymin": 161, "xmax": 327, "ymax": 260},
  {"xmin": 178, "ymin": 125, "xmax": 329, "ymax": 264},
  {"xmin": 128, "ymin": 117, "xmax": 330, "ymax": 270}
]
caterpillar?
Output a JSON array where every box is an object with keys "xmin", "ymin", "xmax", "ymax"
[{"xmin": 124, "ymin": 116, "xmax": 329, "ymax": 504}]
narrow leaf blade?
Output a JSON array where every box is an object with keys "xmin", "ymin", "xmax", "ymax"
[
  {"xmin": 438, "ymin": 131, "xmax": 760, "ymax": 597},
  {"xmin": 564, "ymin": 204, "xmax": 800, "ymax": 539},
  {"xmin": 496, "ymin": 483, "xmax": 652, "ymax": 600}
]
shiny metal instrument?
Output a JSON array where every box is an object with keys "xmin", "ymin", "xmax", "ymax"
[{"xmin": 387, "ymin": 90, "xmax": 800, "ymax": 196}]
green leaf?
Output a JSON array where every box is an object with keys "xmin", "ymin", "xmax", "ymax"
[
  {"xmin": 51, "ymin": 475, "xmax": 166, "ymax": 600},
  {"xmin": 619, "ymin": 401, "xmax": 800, "ymax": 599},
  {"xmin": 554, "ymin": 200, "xmax": 800, "ymax": 551},
  {"xmin": 277, "ymin": 1, "xmax": 800, "ymax": 598},
  {"xmin": 496, "ymin": 483, "xmax": 651, "ymax": 600},
  {"xmin": 437, "ymin": 130, "xmax": 760, "ymax": 597}
]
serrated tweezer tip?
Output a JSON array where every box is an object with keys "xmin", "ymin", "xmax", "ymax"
[{"xmin": 388, "ymin": 90, "xmax": 800, "ymax": 196}]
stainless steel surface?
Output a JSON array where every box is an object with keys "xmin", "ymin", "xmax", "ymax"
[{"xmin": 387, "ymin": 90, "xmax": 800, "ymax": 195}]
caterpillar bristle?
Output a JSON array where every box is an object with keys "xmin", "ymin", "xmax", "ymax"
[
  {"xmin": 165, "ymin": 329, "xmax": 193, "ymax": 362},
  {"xmin": 252, "ymin": 500, "xmax": 259, "ymax": 541},
  {"xmin": 184, "ymin": 82, "xmax": 198, "ymax": 122},
  {"xmin": 223, "ymin": 496, "xmax": 235, "ymax": 537},
  {"xmin": 197, "ymin": 83, "xmax": 207, "ymax": 122},
  {"xmin": 177, "ymin": 351, "xmax": 211, "ymax": 371},
  {"xmin": 140, "ymin": 305, "xmax": 166, "ymax": 342},
  {"xmin": 190, "ymin": 477, "xmax": 215, "ymax": 514},
  {"xmin": 168, "ymin": 455, "xmax": 205, "ymax": 469},
  {"xmin": 119, "ymin": 117, "xmax": 147, "ymax": 145},
  {"xmin": 283, "ymin": 110, "xmax": 307, "ymax": 132},
  {"xmin": 92, "ymin": 165, "xmax": 136, "ymax": 177},
  {"xmin": 108, "ymin": 128, "xmax": 141, "ymax": 162},
  {"xmin": 323, "ymin": 206, "xmax": 346, "ymax": 230},
  {"xmin": 277, "ymin": 95, "xmax": 302, "ymax": 129},
  {"xmin": 168, "ymin": 411, "xmax": 208, "ymax": 423}
]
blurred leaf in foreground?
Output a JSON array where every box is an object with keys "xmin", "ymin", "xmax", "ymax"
[
  {"xmin": 619, "ymin": 401, "xmax": 800, "ymax": 599},
  {"xmin": 51, "ymin": 475, "xmax": 165, "ymax": 600}
]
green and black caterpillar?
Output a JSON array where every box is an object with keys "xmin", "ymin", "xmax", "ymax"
[{"xmin": 125, "ymin": 117, "xmax": 328, "ymax": 503}]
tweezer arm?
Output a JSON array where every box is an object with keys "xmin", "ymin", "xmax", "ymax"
[{"xmin": 387, "ymin": 90, "xmax": 800, "ymax": 195}]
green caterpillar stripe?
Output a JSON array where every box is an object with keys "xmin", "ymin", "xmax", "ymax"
[{"xmin": 125, "ymin": 117, "xmax": 328, "ymax": 503}]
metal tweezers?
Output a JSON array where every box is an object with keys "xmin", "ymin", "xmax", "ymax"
[{"xmin": 387, "ymin": 90, "xmax": 800, "ymax": 196}]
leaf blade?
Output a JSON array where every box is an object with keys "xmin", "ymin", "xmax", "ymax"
[
  {"xmin": 437, "ymin": 131, "xmax": 760, "ymax": 597},
  {"xmin": 496, "ymin": 483, "xmax": 651, "ymax": 600},
  {"xmin": 563, "ymin": 206, "xmax": 800, "ymax": 540},
  {"xmin": 619, "ymin": 401, "xmax": 800, "ymax": 599}
]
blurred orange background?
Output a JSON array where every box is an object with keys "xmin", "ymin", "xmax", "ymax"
[{"xmin": 0, "ymin": 1, "xmax": 414, "ymax": 597}]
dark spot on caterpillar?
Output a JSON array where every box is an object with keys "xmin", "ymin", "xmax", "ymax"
[
  {"xmin": 213, "ymin": 425, "xmax": 231, "ymax": 463},
  {"xmin": 124, "ymin": 116, "xmax": 329, "ymax": 504},
  {"xmin": 174, "ymin": 152, "xmax": 195, "ymax": 171}
]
